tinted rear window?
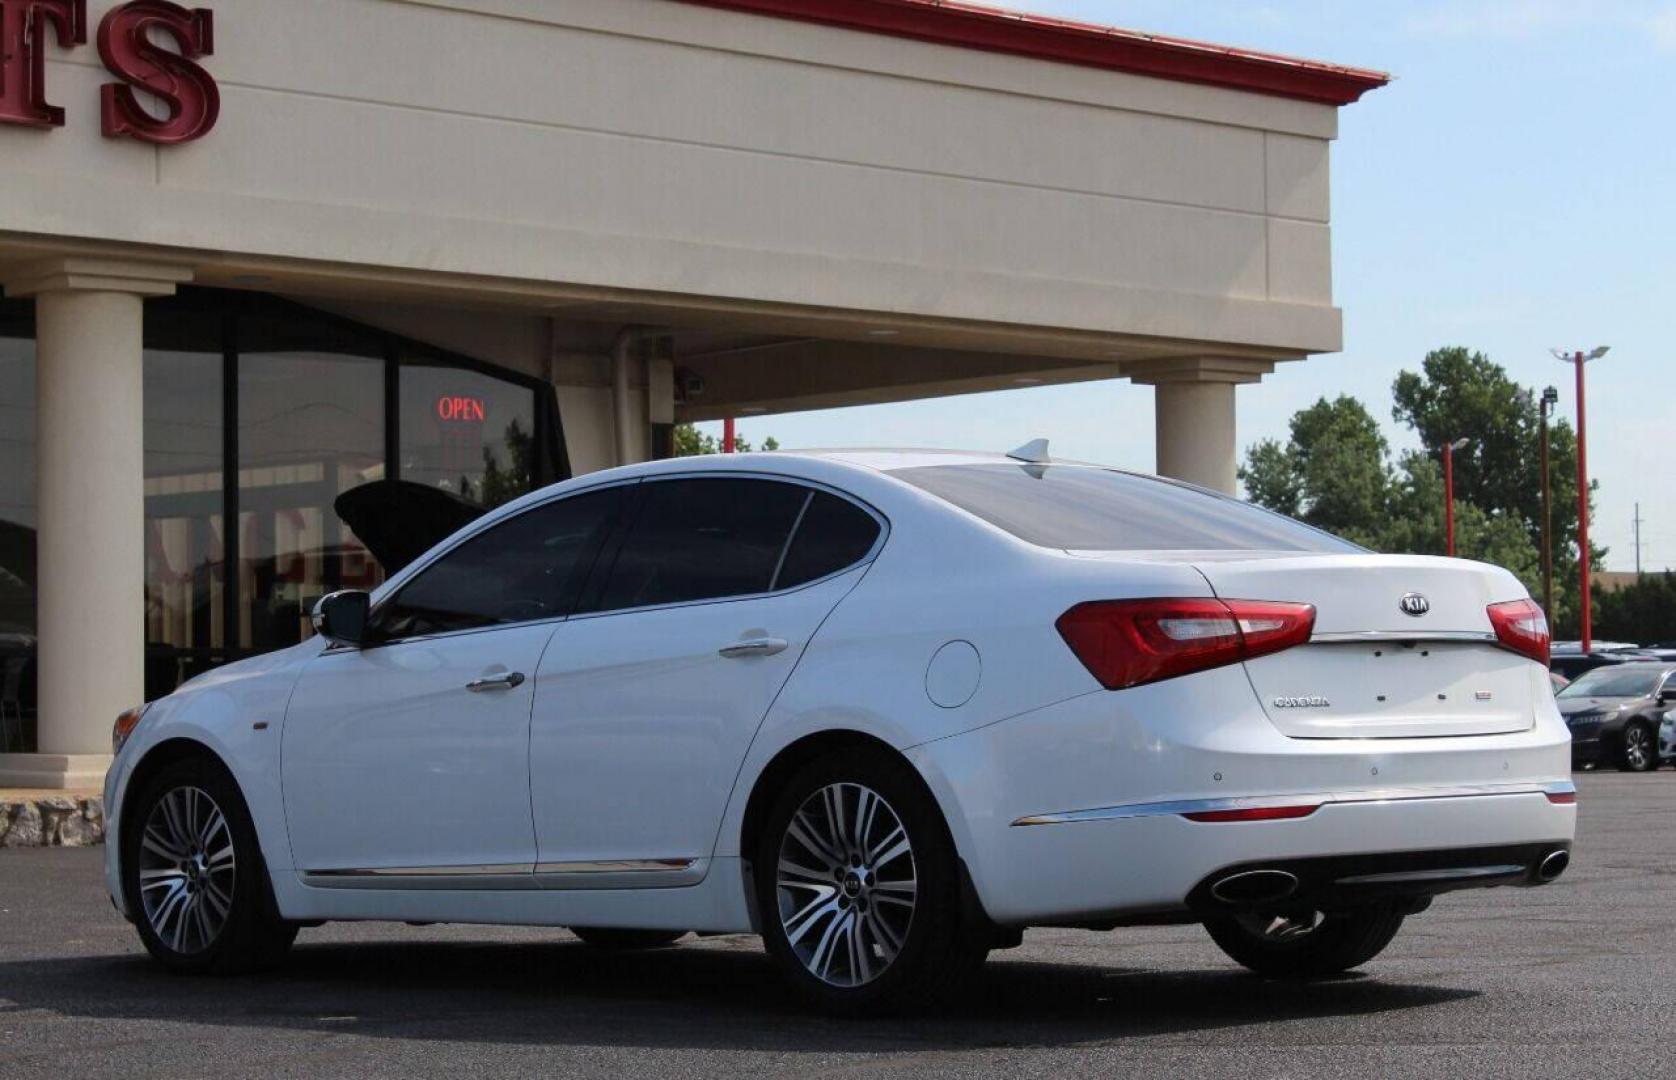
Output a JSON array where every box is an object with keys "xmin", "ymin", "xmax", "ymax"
[{"xmin": 892, "ymin": 463, "xmax": 1359, "ymax": 553}]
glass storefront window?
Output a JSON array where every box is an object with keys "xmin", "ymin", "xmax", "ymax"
[
  {"xmin": 237, "ymin": 313, "xmax": 385, "ymax": 652},
  {"xmin": 0, "ymin": 302, "xmax": 36, "ymax": 752},
  {"xmin": 400, "ymin": 359, "xmax": 537, "ymax": 509},
  {"xmin": 144, "ymin": 303, "xmax": 228, "ymax": 699},
  {"xmin": 0, "ymin": 288, "xmax": 560, "ymax": 748}
]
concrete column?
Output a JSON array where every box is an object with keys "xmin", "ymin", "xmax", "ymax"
[
  {"xmin": 1154, "ymin": 381, "xmax": 1237, "ymax": 494},
  {"xmin": 1129, "ymin": 357, "xmax": 1276, "ymax": 496},
  {"xmin": 0, "ymin": 258, "xmax": 190, "ymax": 790}
]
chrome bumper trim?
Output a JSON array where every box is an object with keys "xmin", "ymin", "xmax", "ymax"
[
  {"xmin": 1308, "ymin": 630, "xmax": 1497, "ymax": 644},
  {"xmin": 1011, "ymin": 779, "xmax": 1576, "ymax": 827}
]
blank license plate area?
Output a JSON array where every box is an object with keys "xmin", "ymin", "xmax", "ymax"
[{"xmin": 1246, "ymin": 642, "xmax": 1535, "ymax": 739}]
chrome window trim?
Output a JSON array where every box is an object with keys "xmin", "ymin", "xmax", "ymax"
[{"xmin": 1010, "ymin": 779, "xmax": 1577, "ymax": 827}]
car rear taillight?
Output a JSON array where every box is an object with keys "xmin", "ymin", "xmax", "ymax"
[
  {"xmin": 1055, "ymin": 598, "xmax": 1316, "ymax": 691},
  {"xmin": 1487, "ymin": 598, "xmax": 1550, "ymax": 665}
]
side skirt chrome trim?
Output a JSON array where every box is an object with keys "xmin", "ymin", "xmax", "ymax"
[
  {"xmin": 302, "ymin": 858, "xmax": 702, "ymax": 891},
  {"xmin": 1011, "ymin": 780, "xmax": 1577, "ymax": 827}
]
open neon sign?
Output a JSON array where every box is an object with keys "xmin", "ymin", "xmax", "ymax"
[{"xmin": 436, "ymin": 396, "xmax": 487, "ymax": 423}]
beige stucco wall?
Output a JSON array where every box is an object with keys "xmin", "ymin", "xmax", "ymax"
[{"xmin": 0, "ymin": 0, "xmax": 1340, "ymax": 356}]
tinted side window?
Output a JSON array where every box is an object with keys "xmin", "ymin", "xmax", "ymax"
[
  {"xmin": 375, "ymin": 486, "xmax": 621, "ymax": 638},
  {"xmin": 595, "ymin": 478, "xmax": 807, "ymax": 611},
  {"xmin": 776, "ymin": 492, "xmax": 881, "ymax": 589}
]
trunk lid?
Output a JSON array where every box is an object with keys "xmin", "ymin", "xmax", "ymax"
[{"xmin": 1190, "ymin": 553, "xmax": 1538, "ymax": 739}]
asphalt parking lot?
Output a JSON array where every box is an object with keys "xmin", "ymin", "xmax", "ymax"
[{"xmin": 2, "ymin": 771, "xmax": 1673, "ymax": 1079}]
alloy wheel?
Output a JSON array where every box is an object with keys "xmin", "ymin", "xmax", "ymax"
[
  {"xmin": 1626, "ymin": 726, "xmax": 1652, "ymax": 770},
  {"xmin": 137, "ymin": 785, "xmax": 237, "ymax": 955},
  {"xmin": 774, "ymin": 782, "xmax": 917, "ymax": 987}
]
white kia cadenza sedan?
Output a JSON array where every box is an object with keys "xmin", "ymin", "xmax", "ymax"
[{"xmin": 105, "ymin": 447, "xmax": 1575, "ymax": 1012}]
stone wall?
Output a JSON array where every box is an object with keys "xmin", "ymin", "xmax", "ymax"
[{"xmin": 0, "ymin": 796, "xmax": 106, "ymax": 847}]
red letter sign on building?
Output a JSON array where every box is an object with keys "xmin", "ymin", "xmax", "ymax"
[
  {"xmin": 97, "ymin": 0, "xmax": 217, "ymax": 144},
  {"xmin": 0, "ymin": 0, "xmax": 87, "ymax": 127}
]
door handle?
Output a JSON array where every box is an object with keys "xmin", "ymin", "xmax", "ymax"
[
  {"xmin": 719, "ymin": 637, "xmax": 788, "ymax": 659},
  {"xmin": 466, "ymin": 671, "xmax": 526, "ymax": 693}
]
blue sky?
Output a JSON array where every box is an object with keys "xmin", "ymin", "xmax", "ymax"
[{"xmin": 702, "ymin": 0, "xmax": 1675, "ymax": 571}]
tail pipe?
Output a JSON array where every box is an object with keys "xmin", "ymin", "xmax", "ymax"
[
  {"xmin": 1536, "ymin": 848, "xmax": 1570, "ymax": 883},
  {"xmin": 1208, "ymin": 868, "xmax": 1300, "ymax": 906}
]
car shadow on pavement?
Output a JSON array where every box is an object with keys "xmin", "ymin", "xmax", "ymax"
[{"xmin": 0, "ymin": 935, "xmax": 1478, "ymax": 1052}]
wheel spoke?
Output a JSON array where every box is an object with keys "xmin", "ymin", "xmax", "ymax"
[
  {"xmin": 823, "ymin": 785, "xmax": 851, "ymax": 854},
  {"xmin": 783, "ymin": 892, "xmax": 840, "ymax": 947},
  {"xmin": 865, "ymin": 906, "xmax": 904, "ymax": 958},
  {"xmin": 869, "ymin": 829, "xmax": 911, "ymax": 870},
  {"xmin": 777, "ymin": 857, "xmax": 834, "ymax": 888},
  {"xmin": 788, "ymin": 812, "xmax": 843, "ymax": 868}
]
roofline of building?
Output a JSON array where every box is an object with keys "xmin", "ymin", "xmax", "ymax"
[{"xmin": 676, "ymin": 0, "xmax": 1390, "ymax": 106}]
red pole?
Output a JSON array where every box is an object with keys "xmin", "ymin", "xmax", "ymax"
[
  {"xmin": 1574, "ymin": 351, "xmax": 1591, "ymax": 654},
  {"xmin": 1443, "ymin": 441, "xmax": 1456, "ymax": 557},
  {"xmin": 722, "ymin": 417, "xmax": 735, "ymax": 454}
]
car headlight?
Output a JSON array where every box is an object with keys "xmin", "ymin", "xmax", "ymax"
[{"xmin": 112, "ymin": 702, "xmax": 151, "ymax": 753}]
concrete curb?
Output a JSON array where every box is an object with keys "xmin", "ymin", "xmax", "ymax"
[{"xmin": 0, "ymin": 795, "xmax": 106, "ymax": 847}]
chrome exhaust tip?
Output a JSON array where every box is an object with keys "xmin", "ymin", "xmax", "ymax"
[
  {"xmin": 1536, "ymin": 849, "xmax": 1570, "ymax": 883},
  {"xmin": 1209, "ymin": 869, "xmax": 1300, "ymax": 906}
]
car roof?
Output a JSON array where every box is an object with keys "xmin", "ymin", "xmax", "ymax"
[{"xmin": 780, "ymin": 448, "xmax": 1109, "ymax": 473}]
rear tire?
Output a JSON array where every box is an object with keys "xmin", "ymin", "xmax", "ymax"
[
  {"xmin": 1204, "ymin": 905, "xmax": 1405, "ymax": 978},
  {"xmin": 568, "ymin": 928, "xmax": 688, "ymax": 950},
  {"xmin": 754, "ymin": 747, "xmax": 987, "ymax": 1015},
  {"xmin": 1620, "ymin": 721, "xmax": 1656, "ymax": 772},
  {"xmin": 122, "ymin": 756, "xmax": 297, "ymax": 974}
]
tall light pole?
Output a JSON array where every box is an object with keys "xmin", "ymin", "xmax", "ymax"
[
  {"xmin": 1552, "ymin": 346, "xmax": 1610, "ymax": 653},
  {"xmin": 1443, "ymin": 437, "xmax": 1470, "ymax": 556},
  {"xmin": 1539, "ymin": 385, "xmax": 1559, "ymax": 619}
]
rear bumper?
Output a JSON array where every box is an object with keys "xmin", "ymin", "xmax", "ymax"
[
  {"xmin": 908, "ymin": 668, "xmax": 1576, "ymax": 925},
  {"xmin": 1187, "ymin": 841, "xmax": 1571, "ymax": 917}
]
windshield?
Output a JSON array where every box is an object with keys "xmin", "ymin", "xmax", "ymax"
[
  {"xmin": 890, "ymin": 463, "xmax": 1361, "ymax": 553},
  {"xmin": 1557, "ymin": 668, "xmax": 1666, "ymax": 699}
]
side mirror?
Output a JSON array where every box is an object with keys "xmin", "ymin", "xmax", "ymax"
[{"xmin": 312, "ymin": 590, "xmax": 371, "ymax": 646}]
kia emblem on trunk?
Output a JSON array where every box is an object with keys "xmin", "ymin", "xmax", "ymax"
[{"xmin": 1398, "ymin": 592, "xmax": 1430, "ymax": 617}]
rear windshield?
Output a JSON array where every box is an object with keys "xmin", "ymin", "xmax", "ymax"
[{"xmin": 891, "ymin": 463, "xmax": 1360, "ymax": 553}]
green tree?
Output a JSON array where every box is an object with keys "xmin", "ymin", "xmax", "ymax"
[
  {"xmin": 1238, "ymin": 396, "xmax": 1391, "ymax": 548},
  {"xmin": 673, "ymin": 422, "xmax": 778, "ymax": 456},
  {"xmin": 1594, "ymin": 573, "xmax": 1676, "ymax": 645},
  {"xmin": 478, "ymin": 417, "xmax": 535, "ymax": 509},
  {"xmin": 1391, "ymin": 347, "xmax": 1600, "ymax": 635}
]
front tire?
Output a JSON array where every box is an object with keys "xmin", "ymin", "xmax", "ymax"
[
  {"xmin": 1620, "ymin": 721, "xmax": 1656, "ymax": 772},
  {"xmin": 754, "ymin": 748, "xmax": 986, "ymax": 1014},
  {"xmin": 1204, "ymin": 905, "xmax": 1405, "ymax": 978},
  {"xmin": 122, "ymin": 757, "xmax": 297, "ymax": 974}
]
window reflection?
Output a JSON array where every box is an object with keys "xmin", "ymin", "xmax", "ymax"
[
  {"xmin": 144, "ymin": 335, "xmax": 226, "ymax": 697},
  {"xmin": 0, "ymin": 307, "xmax": 36, "ymax": 752},
  {"xmin": 238, "ymin": 328, "xmax": 385, "ymax": 651},
  {"xmin": 400, "ymin": 361, "xmax": 537, "ymax": 509}
]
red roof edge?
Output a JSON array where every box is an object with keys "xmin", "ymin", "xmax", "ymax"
[{"xmin": 676, "ymin": 0, "xmax": 1389, "ymax": 106}]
